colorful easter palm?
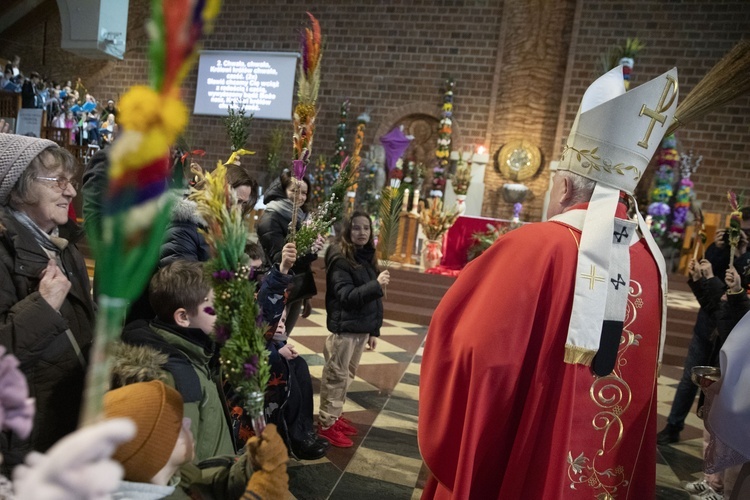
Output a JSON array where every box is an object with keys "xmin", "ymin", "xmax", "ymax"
[
  {"xmin": 189, "ymin": 163, "xmax": 270, "ymax": 434},
  {"xmin": 80, "ymin": 0, "xmax": 221, "ymax": 426}
]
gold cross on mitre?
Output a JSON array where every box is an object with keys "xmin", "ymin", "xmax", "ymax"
[
  {"xmin": 580, "ymin": 265, "xmax": 605, "ymax": 290},
  {"xmin": 637, "ymin": 74, "xmax": 678, "ymax": 149}
]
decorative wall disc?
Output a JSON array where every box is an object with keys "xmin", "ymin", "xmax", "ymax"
[{"xmin": 495, "ymin": 140, "xmax": 543, "ymax": 181}]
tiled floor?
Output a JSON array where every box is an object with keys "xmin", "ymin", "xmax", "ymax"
[
  {"xmin": 290, "ymin": 308, "xmax": 706, "ymax": 499},
  {"xmin": 287, "ymin": 310, "xmax": 427, "ymax": 499}
]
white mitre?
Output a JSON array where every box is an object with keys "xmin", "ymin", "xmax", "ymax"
[{"xmin": 553, "ymin": 66, "xmax": 677, "ymax": 376}]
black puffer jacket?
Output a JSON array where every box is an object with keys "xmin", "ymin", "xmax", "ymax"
[
  {"xmin": 0, "ymin": 210, "xmax": 95, "ymax": 468},
  {"xmin": 324, "ymin": 244, "xmax": 383, "ymax": 336},
  {"xmin": 159, "ymin": 197, "xmax": 210, "ymax": 267},
  {"xmin": 256, "ymin": 182, "xmax": 316, "ymax": 274}
]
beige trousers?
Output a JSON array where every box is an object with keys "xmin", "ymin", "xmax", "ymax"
[{"xmin": 318, "ymin": 333, "xmax": 369, "ymax": 429}]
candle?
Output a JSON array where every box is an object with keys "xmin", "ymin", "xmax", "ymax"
[
  {"xmin": 403, "ymin": 188, "xmax": 410, "ymax": 211},
  {"xmin": 472, "ymin": 145, "xmax": 490, "ymax": 165}
]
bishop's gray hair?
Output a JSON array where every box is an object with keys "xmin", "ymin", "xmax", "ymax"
[{"xmin": 557, "ymin": 170, "xmax": 596, "ymax": 207}]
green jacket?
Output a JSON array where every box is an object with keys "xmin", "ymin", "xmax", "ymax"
[{"xmin": 120, "ymin": 319, "xmax": 236, "ymax": 461}]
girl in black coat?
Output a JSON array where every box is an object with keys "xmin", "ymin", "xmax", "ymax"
[{"xmin": 317, "ymin": 211, "xmax": 389, "ymax": 448}]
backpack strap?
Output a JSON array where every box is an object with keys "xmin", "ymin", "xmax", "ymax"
[{"xmin": 164, "ymin": 354, "xmax": 203, "ymax": 404}]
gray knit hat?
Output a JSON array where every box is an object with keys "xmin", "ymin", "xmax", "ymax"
[{"xmin": 0, "ymin": 133, "xmax": 59, "ymax": 205}]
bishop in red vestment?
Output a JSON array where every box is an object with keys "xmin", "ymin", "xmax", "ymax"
[
  {"xmin": 419, "ymin": 202, "xmax": 662, "ymax": 499},
  {"xmin": 420, "ymin": 65, "xmax": 678, "ymax": 499}
]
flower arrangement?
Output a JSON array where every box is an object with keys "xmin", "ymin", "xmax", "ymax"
[
  {"xmin": 189, "ymin": 162, "xmax": 269, "ymax": 433},
  {"xmin": 355, "ymin": 150, "xmax": 381, "ymax": 215},
  {"xmin": 667, "ymin": 150, "xmax": 701, "ymax": 245},
  {"xmin": 512, "ymin": 202, "xmax": 523, "ymax": 223},
  {"xmin": 467, "ymin": 223, "xmax": 508, "ymax": 262},
  {"xmin": 293, "ymin": 197, "xmax": 336, "ymax": 254},
  {"xmin": 81, "ymin": 0, "xmax": 220, "ymax": 425},
  {"xmin": 330, "ymin": 100, "xmax": 349, "ymax": 177},
  {"xmin": 293, "ymin": 156, "xmax": 358, "ymax": 254},
  {"xmin": 647, "ymin": 135, "xmax": 678, "ymax": 241},
  {"xmin": 348, "ymin": 112, "xmax": 370, "ymax": 196},
  {"xmin": 224, "ymin": 103, "xmax": 253, "ymax": 152},
  {"xmin": 420, "ymin": 196, "xmax": 459, "ymax": 241},
  {"xmin": 390, "ymin": 158, "xmax": 404, "ymax": 181},
  {"xmin": 432, "ymin": 79, "xmax": 454, "ymax": 196},
  {"xmin": 451, "ymin": 157, "xmax": 471, "ymax": 196}
]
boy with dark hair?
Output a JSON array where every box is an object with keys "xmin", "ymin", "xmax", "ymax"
[
  {"xmin": 245, "ymin": 241, "xmax": 265, "ymax": 267},
  {"xmin": 120, "ymin": 260, "xmax": 235, "ymax": 461}
]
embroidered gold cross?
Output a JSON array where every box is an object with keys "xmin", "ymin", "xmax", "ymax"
[
  {"xmin": 637, "ymin": 74, "xmax": 678, "ymax": 149},
  {"xmin": 580, "ymin": 265, "xmax": 605, "ymax": 290}
]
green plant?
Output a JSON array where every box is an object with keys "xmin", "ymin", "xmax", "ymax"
[{"xmin": 224, "ymin": 103, "xmax": 254, "ymax": 152}]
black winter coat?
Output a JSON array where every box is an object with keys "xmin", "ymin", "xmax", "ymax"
[
  {"xmin": 0, "ymin": 210, "xmax": 95, "ymax": 468},
  {"xmin": 324, "ymin": 245, "xmax": 383, "ymax": 336},
  {"xmin": 159, "ymin": 197, "xmax": 210, "ymax": 267},
  {"xmin": 688, "ymin": 276, "xmax": 750, "ymax": 364}
]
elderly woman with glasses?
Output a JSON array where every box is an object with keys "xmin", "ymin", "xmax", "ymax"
[{"xmin": 0, "ymin": 133, "xmax": 95, "ymax": 473}]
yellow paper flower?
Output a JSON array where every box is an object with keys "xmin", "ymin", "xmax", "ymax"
[{"xmin": 117, "ymin": 86, "xmax": 187, "ymax": 144}]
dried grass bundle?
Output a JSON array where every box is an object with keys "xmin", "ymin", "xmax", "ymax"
[{"xmin": 667, "ymin": 40, "xmax": 750, "ymax": 135}]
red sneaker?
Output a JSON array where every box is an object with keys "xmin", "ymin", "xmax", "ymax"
[
  {"xmin": 334, "ymin": 416, "xmax": 358, "ymax": 436},
  {"xmin": 318, "ymin": 424, "xmax": 353, "ymax": 448}
]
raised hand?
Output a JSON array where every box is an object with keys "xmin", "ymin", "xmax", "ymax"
[
  {"xmin": 697, "ymin": 259, "xmax": 714, "ymax": 279},
  {"xmin": 39, "ymin": 260, "xmax": 71, "ymax": 311},
  {"xmin": 725, "ymin": 267, "xmax": 742, "ymax": 294},
  {"xmin": 280, "ymin": 242, "xmax": 297, "ymax": 275}
]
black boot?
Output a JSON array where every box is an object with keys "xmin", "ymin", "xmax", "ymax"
[
  {"xmin": 315, "ymin": 436, "xmax": 331, "ymax": 449},
  {"xmin": 657, "ymin": 424, "xmax": 680, "ymax": 445},
  {"xmin": 291, "ymin": 434, "xmax": 328, "ymax": 460}
]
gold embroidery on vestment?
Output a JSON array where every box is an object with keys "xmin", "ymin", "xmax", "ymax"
[
  {"xmin": 580, "ymin": 265, "xmax": 605, "ymax": 290},
  {"xmin": 566, "ymin": 280, "xmax": 644, "ymax": 497}
]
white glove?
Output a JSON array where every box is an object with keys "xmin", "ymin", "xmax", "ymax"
[{"xmin": 13, "ymin": 418, "xmax": 136, "ymax": 500}]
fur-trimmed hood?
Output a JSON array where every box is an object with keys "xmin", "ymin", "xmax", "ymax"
[
  {"xmin": 170, "ymin": 196, "xmax": 206, "ymax": 227},
  {"xmin": 110, "ymin": 342, "xmax": 169, "ymax": 389}
]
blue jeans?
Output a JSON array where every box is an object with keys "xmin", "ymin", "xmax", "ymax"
[{"xmin": 667, "ymin": 308, "xmax": 716, "ymax": 430}]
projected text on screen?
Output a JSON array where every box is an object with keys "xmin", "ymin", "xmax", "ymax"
[{"xmin": 194, "ymin": 51, "xmax": 297, "ymax": 120}]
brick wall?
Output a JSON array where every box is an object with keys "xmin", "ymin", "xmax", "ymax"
[
  {"xmin": 556, "ymin": 0, "xmax": 750, "ymax": 219},
  {"xmin": 2, "ymin": 0, "xmax": 748, "ymax": 221}
]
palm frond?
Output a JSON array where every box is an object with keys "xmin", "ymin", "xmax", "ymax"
[{"xmin": 378, "ymin": 183, "xmax": 404, "ymax": 265}]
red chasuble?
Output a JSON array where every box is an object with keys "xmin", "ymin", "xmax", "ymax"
[{"xmin": 419, "ymin": 205, "xmax": 661, "ymax": 499}]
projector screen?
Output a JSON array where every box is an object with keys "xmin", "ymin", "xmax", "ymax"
[{"xmin": 193, "ymin": 51, "xmax": 298, "ymax": 120}]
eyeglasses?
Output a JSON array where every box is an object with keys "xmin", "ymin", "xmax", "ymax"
[{"xmin": 35, "ymin": 176, "xmax": 78, "ymax": 191}]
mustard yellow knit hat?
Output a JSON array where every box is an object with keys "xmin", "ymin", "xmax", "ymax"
[{"xmin": 103, "ymin": 380, "xmax": 183, "ymax": 483}]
